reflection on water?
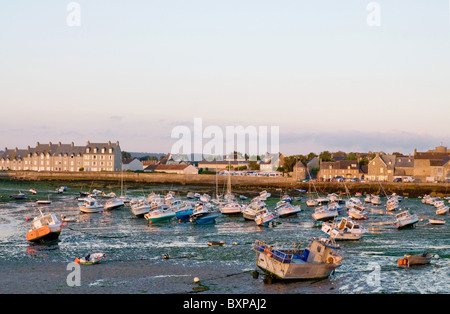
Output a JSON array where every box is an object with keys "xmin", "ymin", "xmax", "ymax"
[{"xmin": 0, "ymin": 180, "xmax": 449, "ymax": 293}]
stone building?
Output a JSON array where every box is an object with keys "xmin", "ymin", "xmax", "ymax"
[
  {"xmin": 0, "ymin": 141, "xmax": 121, "ymax": 172},
  {"xmin": 366, "ymin": 153, "xmax": 396, "ymax": 182},
  {"xmin": 413, "ymin": 145, "xmax": 450, "ymax": 182},
  {"xmin": 318, "ymin": 160, "xmax": 363, "ymax": 180}
]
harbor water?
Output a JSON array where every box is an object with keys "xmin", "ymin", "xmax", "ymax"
[{"xmin": 0, "ymin": 180, "xmax": 449, "ymax": 294}]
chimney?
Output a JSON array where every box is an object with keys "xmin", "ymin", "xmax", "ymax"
[{"xmin": 71, "ymin": 142, "xmax": 74, "ymax": 147}]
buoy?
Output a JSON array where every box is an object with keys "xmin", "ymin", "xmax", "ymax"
[
  {"xmin": 434, "ymin": 254, "xmax": 440, "ymax": 259},
  {"xmin": 234, "ymin": 242, "xmax": 238, "ymax": 245},
  {"xmin": 163, "ymin": 254, "xmax": 169, "ymax": 259},
  {"xmin": 193, "ymin": 277, "xmax": 200, "ymax": 283},
  {"xmin": 26, "ymin": 217, "xmax": 30, "ymax": 221}
]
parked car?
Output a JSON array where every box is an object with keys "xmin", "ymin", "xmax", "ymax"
[
  {"xmin": 443, "ymin": 179, "xmax": 450, "ymax": 183},
  {"xmin": 393, "ymin": 178, "xmax": 402, "ymax": 182}
]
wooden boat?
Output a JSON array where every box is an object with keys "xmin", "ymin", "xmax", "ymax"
[
  {"xmin": 428, "ymin": 219, "xmax": 445, "ymax": 225},
  {"xmin": 207, "ymin": 241, "xmax": 225, "ymax": 246},
  {"xmin": 26, "ymin": 210, "xmax": 63, "ymax": 243},
  {"xmin": 398, "ymin": 253, "xmax": 432, "ymax": 267},
  {"xmin": 254, "ymin": 238, "xmax": 343, "ymax": 281}
]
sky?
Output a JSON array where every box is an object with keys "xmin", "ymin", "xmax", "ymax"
[{"xmin": 1, "ymin": 1, "xmax": 449, "ymax": 156}]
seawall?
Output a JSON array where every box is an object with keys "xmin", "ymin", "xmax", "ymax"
[{"xmin": 0, "ymin": 171, "xmax": 449, "ymax": 197}]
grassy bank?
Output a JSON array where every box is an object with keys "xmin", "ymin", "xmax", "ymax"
[{"xmin": 0, "ymin": 171, "xmax": 449, "ymax": 197}]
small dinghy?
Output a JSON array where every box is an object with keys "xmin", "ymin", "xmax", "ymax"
[
  {"xmin": 398, "ymin": 252, "xmax": 432, "ymax": 267},
  {"xmin": 428, "ymin": 219, "xmax": 445, "ymax": 225},
  {"xmin": 75, "ymin": 253, "xmax": 107, "ymax": 265},
  {"xmin": 207, "ymin": 241, "xmax": 225, "ymax": 246}
]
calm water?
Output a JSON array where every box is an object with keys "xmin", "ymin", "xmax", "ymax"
[{"xmin": 0, "ymin": 180, "xmax": 449, "ymax": 294}]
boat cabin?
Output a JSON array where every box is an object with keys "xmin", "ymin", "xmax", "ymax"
[{"xmin": 31, "ymin": 213, "xmax": 60, "ymax": 230}]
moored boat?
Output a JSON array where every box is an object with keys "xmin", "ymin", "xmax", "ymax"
[
  {"xmin": 78, "ymin": 197, "xmax": 104, "ymax": 213},
  {"xmin": 10, "ymin": 191, "xmax": 27, "ymax": 199},
  {"xmin": 190, "ymin": 204, "xmax": 219, "ymax": 224},
  {"xmin": 254, "ymin": 208, "xmax": 275, "ymax": 227},
  {"xmin": 144, "ymin": 204, "xmax": 176, "ymax": 224},
  {"xmin": 130, "ymin": 198, "xmax": 150, "ymax": 217},
  {"xmin": 312, "ymin": 205, "xmax": 338, "ymax": 222},
  {"xmin": 253, "ymin": 237, "xmax": 343, "ymax": 281},
  {"xmin": 394, "ymin": 210, "xmax": 419, "ymax": 229},
  {"xmin": 274, "ymin": 201, "xmax": 301, "ymax": 218},
  {"xmin": 26, "ymin": 210, "xmax": 63, "ymax": 243},
  {"xmin": 104, "ymin": 197, "xmax": 125, "ymax": 210},
  {"xmin": 321, "ymin": 217, "xmax": 365, "ymax": 241}
]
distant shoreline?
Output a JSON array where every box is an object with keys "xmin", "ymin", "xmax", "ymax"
[{"xmin": 0, "ymin": 171, "xmax": 449, "ymax": 198}]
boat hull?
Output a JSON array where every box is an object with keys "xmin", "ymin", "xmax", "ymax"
[
  {"xmin": 27, "ymin": 225, "xmax": 61, "ymax": 243},
  {"xmin": 79, "ymin": 206, "xmax": 104, "ymax": 213},
  {"xmin": 145, "ymin": 213, "xmax": 176, "ymax": 223},
  {"xmin": 312, "ymin": 211, "xmax": 338, "ymax": 221},
  {"xmin": 256, "ymin": 251, "xmax": 338, "ymax": 280},
  {"xmin": 175, "ymin": 208, "xmax": 194, "ymax": 220}
]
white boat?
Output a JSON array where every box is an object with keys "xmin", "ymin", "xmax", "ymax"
[
  {"xmin": 306, "ymin": 199, "xmax": 317, "ymax": 207},
  {"xmin": 371, "ymin": 195, "xmax": 381, "ymax": 205},
  {"xmin": 258, "ymin": 190, "xmax": 271, "ymax": 201},
  {"xmin": 253, "ymin": 238, "xmax": 343, "ymax": 281},
  {"xmin": 36, "ymin": 195, "xmax": 52, "ymax": 205},
  {"xmin": 220, "ymin": 202, "xmax": 243, "ymax": 215},
  {"xmin": 280, "ymin": 194, "xmax": 293, "ymax": 203},
  {"xmin": 130, "ymin": 198, "xmax": 150, "ymax": 217},
  {"xmin": 364, "ymin": 195, "xmax": 372, "ymax": 203},
  {"xmin": 394, "ymin": 211, "xmax": 419, "ymax": 229},
  {"xmin": 436, "ymin": 205, "xmax": 449, "ymax": 215},
  {"xmin": 312, "ymin": 205, "xmax": 338, "ymax": 222},
  {"xmin": 199, "ymin": 193, "xmax": 211, "ymax": 203},
  {"xmin": 274, "ymin": 201, "xmax": 301, "ymax": 218},
  {"xmin": 347, "ymin": 205, "xmax": 368, "ymax": 220},
  {"xmin": 254, "ymin": 208, "xmax": 275, "ymax": 227},
  {"xmin": 321, "ymin": 217, "xmax": 365, "ymax": 241},
  {"xmin": 186, "ymin": 192, "xmax": 196, "ymax": 199},
  {"xmin": 315, "ymin": 197, "xmax": 329, "ymax": 205},
  {"xmin": 428, "ymin": 219, "xmax": 445, "ymax": 225},
  {"xmin": 386, "ymin": 198, "xmax": 399, "ymax": 211},
  {"xmin": 104, "ymin": 198, "xmax": 124, "ymax": 210},
  {"xmin": 79, "ymin": 197, "xmax": 104, "ymax": 213},
  {"xmin": 242, "ymin": 201, "xmax": 266, "ymax": 221},
  {"xmin": 346, "ymin": 197, "xmax": 364, "ymax": 210},
  {"xmin": 144, "ymin": 204, "xmax": 176, "ymax": 224},
  {"xmin": 29, "ymin": 188, "xmax": 37, "ymax": 195}
]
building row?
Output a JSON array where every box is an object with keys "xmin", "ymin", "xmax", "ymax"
[
  {"xmin": 311, "ymin": 145, "xmax": 450, "ymax": 183},
  {"xmin": 0, "ymin": 141, "xmax": 122, "ymax": 172}
]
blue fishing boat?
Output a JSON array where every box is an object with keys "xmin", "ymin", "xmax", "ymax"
[{"xmin": 190, "ymin": 204, "xmax": 219, "ymax": 224}]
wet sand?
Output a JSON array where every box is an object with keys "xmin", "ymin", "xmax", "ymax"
[{"xmin": 0, "ymin": 258, "xmax": 338, "ymax": 294}]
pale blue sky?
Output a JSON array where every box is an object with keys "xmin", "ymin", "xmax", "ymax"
[{"xmin": 1, "ymin": 1, "xmax": 449, "ymax": 155}]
